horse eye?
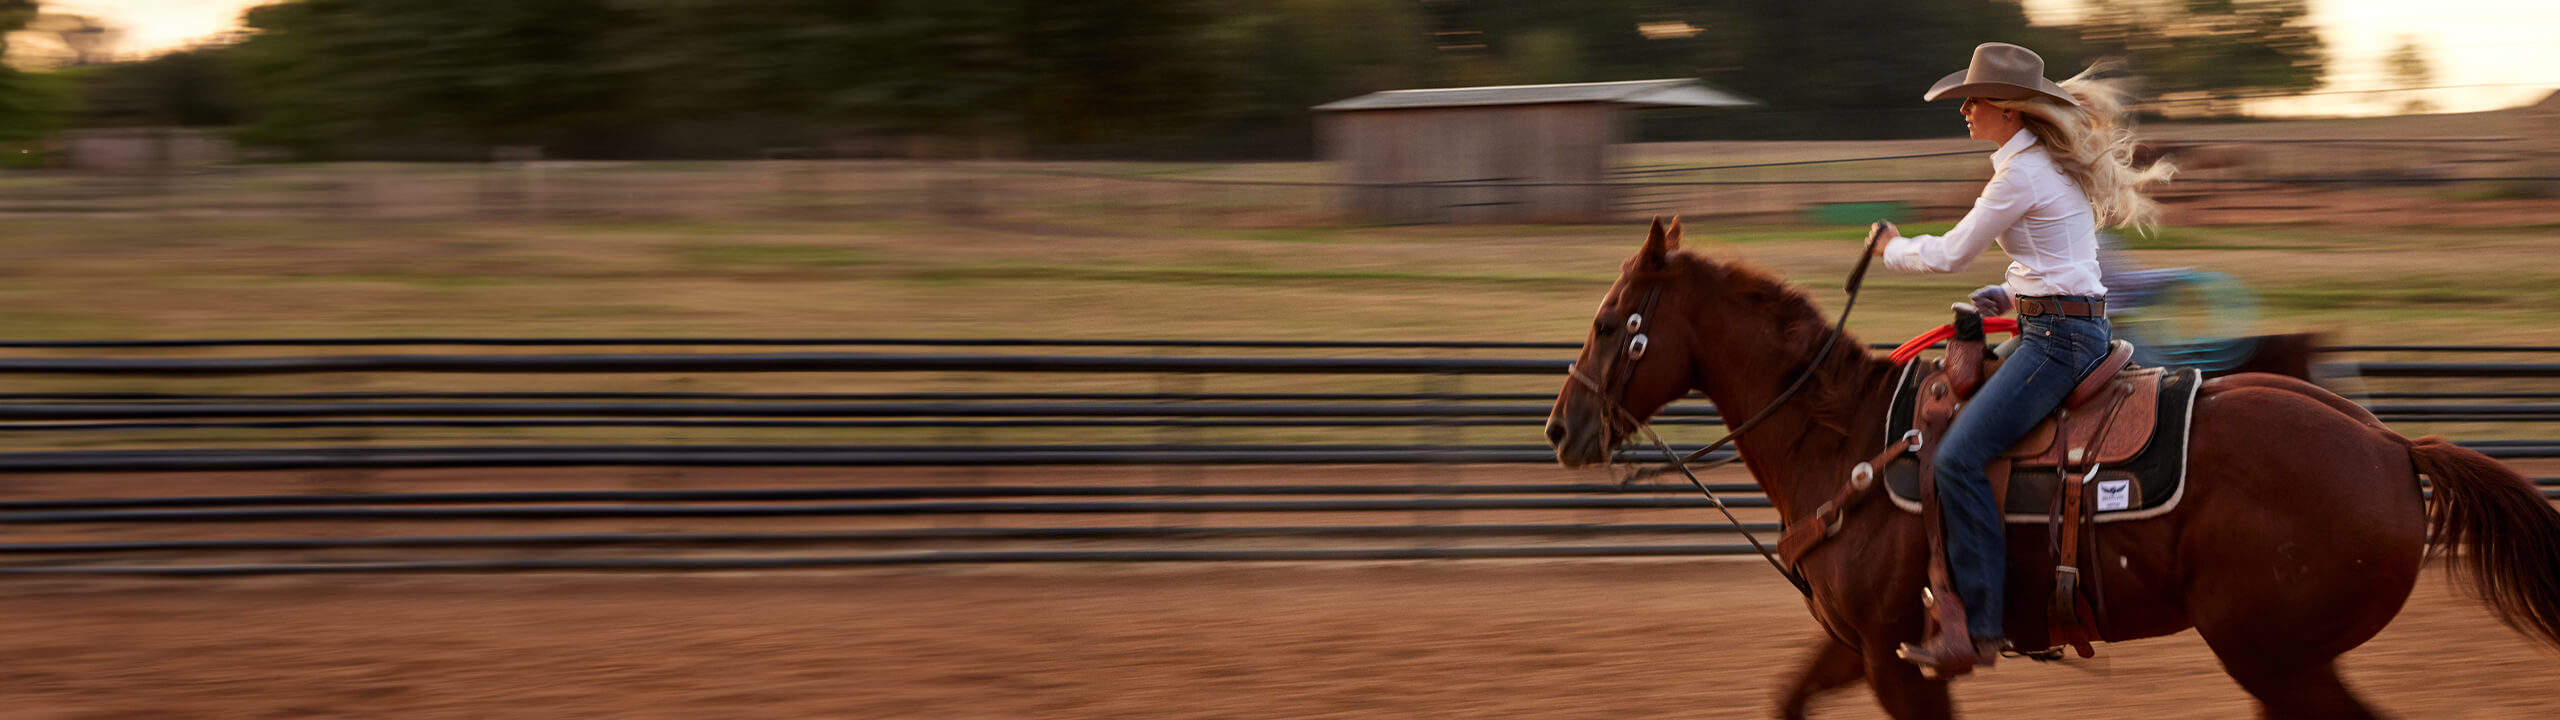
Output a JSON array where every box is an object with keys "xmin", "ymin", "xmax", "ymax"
[
  {"xmin": 1626, "ymin": 313, "xmax": 1644, "ymax": 333},
  {"xmin": 1628, "ymin": 334, "xmax": 1649, "ymax": 359}
]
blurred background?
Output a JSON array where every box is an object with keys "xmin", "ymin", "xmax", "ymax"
[{"xmin": 4, "ymin": 2, "xmax": 2560, "ymax": 718}]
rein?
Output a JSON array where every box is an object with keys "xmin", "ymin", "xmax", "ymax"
[{"xmin": 1573, "ymin": 222, "xmax": 1889, "ymax": 597}]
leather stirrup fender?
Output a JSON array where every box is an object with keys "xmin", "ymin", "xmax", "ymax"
[{"xmin": 1902, "ymin": 432, "xmax": 1979, "ymax": 678}]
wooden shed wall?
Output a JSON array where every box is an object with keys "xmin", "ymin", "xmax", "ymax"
[{"xmin": 1319, "ymin": 104, "xmax": 1618, "ymax": 223}]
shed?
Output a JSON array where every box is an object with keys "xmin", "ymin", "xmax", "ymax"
[
  {"xmin": 1314, "ymin": 79, "xmax": 1755, "ymax": 223},
  {"xmin": 57, "ymin": 127, "xmax": 235, "ymax": 173}
]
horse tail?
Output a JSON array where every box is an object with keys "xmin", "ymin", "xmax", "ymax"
[{"xmin": 2408, "ymin": 435, "xmax": 2560, "ymax": 649}]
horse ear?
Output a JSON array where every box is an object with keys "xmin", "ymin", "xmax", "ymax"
[{"xmin": 1642, "ymin": 216, "xmax": 1679, "ymax": 265}]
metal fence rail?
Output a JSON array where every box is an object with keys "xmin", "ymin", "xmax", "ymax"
[{"xmin": 4, "ymin": 339, "xmax": 2558, "ymax": 575}]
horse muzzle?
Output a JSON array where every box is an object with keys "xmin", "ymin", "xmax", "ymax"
[{"xmin": 1545, "ymin": 406, "xmax": 1618, "ymax": 469}]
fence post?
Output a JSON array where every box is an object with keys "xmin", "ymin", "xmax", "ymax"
[
  {"xmin": 1154, "ymin": 361, "xmax": 1202, "ymax": 529},
  {"xmin": 1412, "ymin": 365, "xmax": 1464, "ymax": 547}
]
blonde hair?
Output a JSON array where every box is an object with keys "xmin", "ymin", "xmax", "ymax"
[{"xmin": 1988, "ymin": 63, "xmax": 2174, "ymax": 231}]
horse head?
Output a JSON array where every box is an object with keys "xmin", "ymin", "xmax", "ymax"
[{"xmin": 1546, "ymin": 217, "xmax": 1862, "ymax": 469}]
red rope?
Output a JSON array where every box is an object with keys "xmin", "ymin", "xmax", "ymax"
[{"xmin": 1888, "ymin": 316, "xmax": 2019, "ymax": 365}]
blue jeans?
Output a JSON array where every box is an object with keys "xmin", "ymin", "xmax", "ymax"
[{"xmin": 1935, "ymin": 306, "xmax": 2112, "ymax": 641}]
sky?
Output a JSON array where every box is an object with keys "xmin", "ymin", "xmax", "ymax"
[
  {"xmin": 2023, "ymin": 0, "xmax": 2560, "ymax": 115},
  {"xmin": 44, "ymin": 0, "xmax": 250, "ymax": 52},
  {"xmin": 48, "ymin": 0, "xmax": 2560, "ymax": 118}
]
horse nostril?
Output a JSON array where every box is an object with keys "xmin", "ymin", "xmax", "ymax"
[{"xmin": 1545, "ymin": 421, "xmax": 1569, "ymax": 447}]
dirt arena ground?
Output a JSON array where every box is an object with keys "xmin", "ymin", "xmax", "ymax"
[{"xmin": 2, "ymin": 558, "xmax": 2554, "ymax": 719}]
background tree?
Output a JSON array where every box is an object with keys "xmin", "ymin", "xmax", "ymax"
[
  {"xmin": 1194, "ymin": 0, "xmax": 1437, "ymax": 155},
  {"xmin": 614, "ymin": 0, "xmax": 1225, "ymax": 157},
  {"xmin": 75, "ymin": 47, "xmax": 239, "ymax": 127},
  {"xmin": 0, "ymin": 0, "xmax": 78, "ymax": 148},
  {"xmin": 202, "ymin": 0, "xmax": 2341, "ymax": 157},
  {"xmin": 230, "ymin": 0, "xmax": 633, "ymax": 158},
  {"xmin": 2385, "ymin": 35, "xmax": 2433, "ymax": 115},
  {"xmin": 17, "ymin": 11, "xmax": 118, "ymax": 67},
  {"xmin": 2074, "ymin": 0, "xmax": 2326, "ymax": 116},
  {"xmin": 0, "ymin": 0, "xmax": 34, "ymax": 62}
]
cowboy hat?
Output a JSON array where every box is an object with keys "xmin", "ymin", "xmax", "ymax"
[{"xmin": 1923, "ymin": 42, "xmax": 2079, "ymax": 106}]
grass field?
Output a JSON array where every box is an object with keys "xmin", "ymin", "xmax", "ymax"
[
  {"xmin": 4, "ymin": 116, "xmax": 2557, "ymax": 450},
  {"xmin": 4, "ymin": 215, "xmax": 2554, "ymax": 346}
]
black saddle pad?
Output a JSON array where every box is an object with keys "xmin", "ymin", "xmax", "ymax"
[{"xmin": 1880, "ymin": 362, "xmax": 2201, "ymax": 522}]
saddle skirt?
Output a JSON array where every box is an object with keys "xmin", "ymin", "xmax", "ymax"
[{"xmin": 1880, "ymin": 358, "xmax": 2203, "ymax": 522}]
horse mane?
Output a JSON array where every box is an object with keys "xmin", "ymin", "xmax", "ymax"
[{"xmin": 1673, "ymin": 251, "xmax": 1884, "ymax": 435}]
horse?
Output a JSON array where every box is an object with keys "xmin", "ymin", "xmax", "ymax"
[
  {"xmin": 2199, "ymin": 331, "xmax": 2323, "ymax": 381},
  {"xmin": 2105, "ymin": 331, "xmax": 2328, "ymax": 384},
  {"xmin": 1544, "ymin": 217, "xmax": 2560, "ymax": 719}
]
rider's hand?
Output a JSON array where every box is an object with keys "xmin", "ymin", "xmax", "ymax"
[
  {"xmin": 1869, "ymin": 221, "xmax": 1900, "ymax": 256},
  {"xmin": 1968, "ymin": 284, "xmax": 2014, "ymax": 316}
]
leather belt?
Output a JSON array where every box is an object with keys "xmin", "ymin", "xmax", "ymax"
[{"xmin": 2017, "ymin": 295, "xmax": 2106, "ymax": 317}]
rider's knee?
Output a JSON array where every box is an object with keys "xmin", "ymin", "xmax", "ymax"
[{"xmin": 1931, "ymin": 453, "xmax": 1981, "ymax": 482}]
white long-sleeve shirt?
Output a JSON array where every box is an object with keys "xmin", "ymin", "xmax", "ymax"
[{"xmin": 1880, "ymin": 130, "xmax": 2107, "ymax": 298}]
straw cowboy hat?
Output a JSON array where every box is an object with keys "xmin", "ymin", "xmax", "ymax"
[{"xmin": 1923, "ymin": 42, "xmax": 2079, "ymax": 106}]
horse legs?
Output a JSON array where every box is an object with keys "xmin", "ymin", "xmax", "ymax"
[
  {"xmin": 2187, "ymin": 555, "xmax": 2398, "ymax": 719},
  {"xmin": 2218, "ymin": 659, "xmax": 2378, "ymax": 720},
  {"xmin": 1774, "ymin": 635, "xmax": 1865, "ymax": 719},
  {"xmin": 1860, "ymin": 647, "xmax": 1954, "ymax": 720},
  {"xmin": 2190, "ymin": 566, "xmax": 2394, "ymax": 719}
]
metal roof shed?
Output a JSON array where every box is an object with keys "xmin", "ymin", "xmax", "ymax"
[{"xmin": 1315, "ymin": 79, "xmax": 1755, "ymax": 223}]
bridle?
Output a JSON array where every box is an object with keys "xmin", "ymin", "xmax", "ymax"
[
  {"xmin": 1562, "ymin": 223, "xmax": 1890, "ymax": 596},
  {"xmin": 1563, "ymin": 285, "xmax": 1663, "ymax": 444}
]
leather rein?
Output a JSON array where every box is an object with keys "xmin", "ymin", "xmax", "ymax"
[{"xmin": 1564, "ymin": 222, "xmax": 1891, "ymax": 597}]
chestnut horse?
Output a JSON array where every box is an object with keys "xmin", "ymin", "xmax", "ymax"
[{"xmin": 1546, "ymin": 218, "xmax": 2560, "ymax": 719}]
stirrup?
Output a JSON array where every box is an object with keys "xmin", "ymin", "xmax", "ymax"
[
  {"xmin": 1897, "ymin": 635, "xmax": 2002, "ymax": 679},
  {"xmin": 2006, "ymin": 646, "xmax": 2068, "ymax": 663}
]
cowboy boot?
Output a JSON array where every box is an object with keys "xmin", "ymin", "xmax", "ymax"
[
  {"xmin": 1895, "ymin": 588, "xmax": 2003, "ymax": 677},
  {"xmin": 1897, "ymin": 632, "xmax": 2004, "ymax": 678}
]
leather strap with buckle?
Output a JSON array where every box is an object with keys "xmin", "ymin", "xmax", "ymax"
[{"xmin": 1777, "ymin": 431, "xmax": 1922, "ymax": 568}]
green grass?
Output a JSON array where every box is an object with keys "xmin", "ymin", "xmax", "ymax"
[
  {"xmin": 0, "ymin": 177, "xmax": 2553, "ymax": 450},
  {"xmin": 899, "ymin": 263, "xmax": 1593, "ymax": 288},
  {"xmin": 557, "ymin": 220, "xmax": 852, "ymax": 237},
  {"xmin": 2116, "ymin": 226, "xmax": 2327, "ymax": 251},
  {"xmin": 0, "ymin": 175, "xmax": 73, "ymax": 188},
  {"xmin": 1193, "ymin": 228, "xmax": 1357, "ymax": 244},
  {"xmin": 290, "ymin": 274, "xmax": 526, "ymax": 289},
  {"xmin": 672, "ymin": 242, "xmax": 881, "ymax": 269}
]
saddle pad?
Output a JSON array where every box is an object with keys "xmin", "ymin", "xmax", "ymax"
[{"xmin": 1880, "ymin": 361, "xmax": 2202, "ymax": 523}]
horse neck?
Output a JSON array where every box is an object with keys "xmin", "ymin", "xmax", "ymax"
[{"xmin": 1684, "ymin": 318, "xmax": 1899, "ymax": 519}]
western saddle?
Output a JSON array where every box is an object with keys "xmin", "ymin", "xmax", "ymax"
[{"xmin": 1778, "ymin": 305, "xmax": 2171, "ymax": 676}]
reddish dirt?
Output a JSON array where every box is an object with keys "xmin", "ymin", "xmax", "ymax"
[{"xmin": 0, "ymin": 563, "xmax": 2554, "ymax": 719}]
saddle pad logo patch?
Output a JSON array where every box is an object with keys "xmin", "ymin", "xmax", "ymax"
[{"xmin": 2095, "ymin": 479, "xmax": 2132, "ymax": 512}]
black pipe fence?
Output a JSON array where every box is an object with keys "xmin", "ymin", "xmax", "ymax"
[{"xmin": 4, "ymin": 339, "xmax": 2558, "ymax": 575}]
